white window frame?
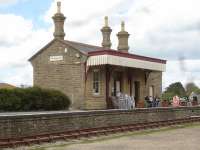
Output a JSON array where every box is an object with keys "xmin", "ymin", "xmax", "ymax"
[{"xmin": 92, "ymin": 69, "xmax": 100, "ymax": 95}]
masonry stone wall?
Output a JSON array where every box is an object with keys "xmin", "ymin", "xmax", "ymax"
[
  {"xmin": 0, "ymin": 107, "xmax": 200, "ymax": 139},
  {"xmin": 146, "ymin": 71, "xmax": 162, "ymax": 98},
  {"xmin": 85, "ymin": 66, "xmax": 107, "ymax": 109},
  {"xmin": 31, "ymin": 40, "xmax": 87, "ymax": 109}
]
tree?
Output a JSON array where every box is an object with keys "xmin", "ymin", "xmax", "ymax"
[
  {"xmin": 185, "ymin": 82, "xmax": 199, "ymax": 96},
  {"xmin": 162, "ymin": 82, "xmax": 186, "ymax": 101},
  {"xmin": 162, "ymin": 92, "xmax": 174, "ymax": 102},
  {"xmin": 165, "ymin": 82, "xmax": 186, "ymax": 97},
  {"xmin": 194, "ymin": 88, "xmax": 200, "ymax": 94}
]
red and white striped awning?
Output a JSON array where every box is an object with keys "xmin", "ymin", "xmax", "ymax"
[{"xmin": 87, "ymin": 51, "xmax": 166, "ymax": 72}]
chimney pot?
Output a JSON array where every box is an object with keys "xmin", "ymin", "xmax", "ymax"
[
  {"xmin": 57, "ymin": 1, "xmax": 61, "ymax": 13},
  {"xmin": 52, "ymin": 1, "xmax": 66, "ymax": 40},
  {"xmin": 101, "ymin": 16, "xmax": 112, "ymax": 49},
  {"xmin": 117, "ymin": 21, "xmax": 130, "ymax": 53}
]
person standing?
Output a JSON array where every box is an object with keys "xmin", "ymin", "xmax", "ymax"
[{"xmin": 149, "ymin": 96, "xmax": 153, "ymax": 107}]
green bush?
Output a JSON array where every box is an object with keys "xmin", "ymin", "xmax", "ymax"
[{"xmin": 0, "ymin": 87, "xmax": 71, "ymax": 111}]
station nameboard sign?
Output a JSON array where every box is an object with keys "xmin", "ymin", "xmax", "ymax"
[{"xmin": 49, "ymin": 55, "xmax": 64, "ymax": 62}]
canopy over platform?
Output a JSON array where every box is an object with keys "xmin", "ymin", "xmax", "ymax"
[{"xmin": 87, "ymin": 50, "xmax": 166, "ymax": 72}]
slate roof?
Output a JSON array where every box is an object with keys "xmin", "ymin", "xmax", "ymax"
[
  {"xmin": 29, "ymin": 39, "xmax": 166, "ymax": 64},
  {"xmin": 29, "ymin": 39, "xmax": 105, "ymax": 61},
  {"xmin": 64, "ymin": 40, "xmax": 105, "ymax": 54}
]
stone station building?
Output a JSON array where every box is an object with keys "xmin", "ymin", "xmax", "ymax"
[{"xmin": 29, "ymin": 2, "xmax": 166, "ymax": 110}]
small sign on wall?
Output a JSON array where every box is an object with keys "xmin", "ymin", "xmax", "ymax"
[{"xmin": 49, "ymin": 55, "xmax": 63, "ymax": 62}]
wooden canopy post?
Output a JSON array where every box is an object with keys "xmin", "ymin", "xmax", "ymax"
[{"xmin": 105, "ymin": 65, "xmax": 111, "ymax": 109}]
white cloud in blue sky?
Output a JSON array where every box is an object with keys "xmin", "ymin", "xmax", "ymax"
[
  {"xmin": 0, "ymin": 0, "xmax": 200, "ymax": 89},
  {"xmin": 0, "ymin": 0, "xmax": 18, "ymax": 5}
]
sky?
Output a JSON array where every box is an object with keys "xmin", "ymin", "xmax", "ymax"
[{"xmin": 0, "ymin": 0, "xmax": 200, "ymax": 90}]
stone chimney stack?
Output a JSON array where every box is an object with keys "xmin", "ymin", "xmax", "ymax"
[
  {"xmin": 117, "ymin": 21, "xmax": 130, "ymax": 52},
  {"xmin": 52, "ymin": 1, "xmax": 66, "ymax": 40},
  {"xmin": 101, "ymin": 16, "xmax": 112, "ymax": 49}
]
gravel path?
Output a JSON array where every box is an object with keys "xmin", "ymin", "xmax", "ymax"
[{"xmin": 40, "ymin": 125, "xmax": 200, "ymax": 150}]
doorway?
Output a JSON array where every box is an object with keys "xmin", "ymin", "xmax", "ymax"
[
  {"xmin": 134, "ymin": 81, "xmax": 140, "ymax": 105},
  {"xmin": 113, "ymin": 72, "xmax": 122, "ymax": 96}
]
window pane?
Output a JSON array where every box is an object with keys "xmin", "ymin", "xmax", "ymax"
[{"xmin": 93, "ymin": 70, "xmax": 100, "ymax": 94}]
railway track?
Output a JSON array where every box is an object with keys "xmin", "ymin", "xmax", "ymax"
[{"xmin": 1, "ymin": 116, "xmax": 200, "ymax": 148}]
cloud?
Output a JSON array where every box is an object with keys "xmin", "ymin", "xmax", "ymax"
[
  {"xmin": 0, "ymin": 13, "xmax": 51, "ymax": 86},
  {"xmin": 0, "ymin": 14, "xmax": 33, "ymax": 46},
  {"xmin": 0, "ymin": 0, "xmax": 17, "ymax": 4},
  {"xmin": 0, "ymin": 0, "xmax": 29, "ymax": 5},
  {"xmin": 126, "ymin": 0, "xmax": 200, "ymax": 60},
  {"xmin": 0, "ymin": 62, "xmax": 32, "ymax": 86},
  {"xmin": 0, "ymin": 14, "xmax": 51, "ymax": 67},
  {"xmin": 163, "ymin": 60, "xmax": 200, "ymax": 89}
]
